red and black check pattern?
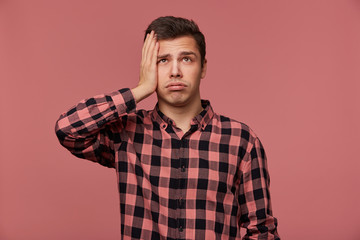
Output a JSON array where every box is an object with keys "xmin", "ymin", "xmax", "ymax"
[{"xmin": 55, "ymin": 88, "xmax": 280, "ymax": 239}]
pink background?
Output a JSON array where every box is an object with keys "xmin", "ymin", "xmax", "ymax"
[{"xmin": 1, "ymin": 1, "xmax": 359, "ymax": 239}]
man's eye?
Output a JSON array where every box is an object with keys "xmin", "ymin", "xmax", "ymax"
[
  {"xmin": 183, "ymin": 57, "xmax": 191, "ymax": 62},
  {"xmin": 158, "ymin": 59, "xmax": 167, "ymax": 63}
]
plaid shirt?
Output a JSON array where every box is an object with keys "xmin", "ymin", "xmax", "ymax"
[{"xmin": 55, "ymin": 88, "xmax": 280, "ymax": 239}]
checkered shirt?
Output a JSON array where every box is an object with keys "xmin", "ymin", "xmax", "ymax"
[{"xmin": 55, "ymin": 88, "xmax": 280, "ymax": 239}]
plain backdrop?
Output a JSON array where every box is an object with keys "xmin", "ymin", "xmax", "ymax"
[{"xmin": 1, "ymin": 1, "xmax": 359, "ymax": 239}]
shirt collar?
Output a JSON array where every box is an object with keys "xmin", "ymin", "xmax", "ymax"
[{"xmin": 151, "ymin": 100, "xmax": 214, "ymax": 131}]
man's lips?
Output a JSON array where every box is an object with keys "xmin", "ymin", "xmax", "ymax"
[{"xmin": 166, "ymin": 82, "xmax": 187, "ymax": 90}]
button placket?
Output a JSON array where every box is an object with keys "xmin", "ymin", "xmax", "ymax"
[
  {"xmin": 177, "ymin": 218, "xmax": 184, "ymax": 232},
  {"xmin": 179, "ymin": 139, "xmax": 188, "ymax": 172},
  {"xmin": 178, "ymin": 138, "xmax": 188, "ymax": 235},
  {"xmin": 178, "ymin": 198, "xmax": 184, "ymax": 208}
]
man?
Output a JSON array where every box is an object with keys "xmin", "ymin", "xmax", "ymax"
[{"xmin": 55, "ymin": 16, "xmax": 280, "ymax": 239}]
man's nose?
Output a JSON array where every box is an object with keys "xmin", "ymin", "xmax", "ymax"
[{"xmin": 170, "ymin": 61, "xmax": 182, "ymax": 79}]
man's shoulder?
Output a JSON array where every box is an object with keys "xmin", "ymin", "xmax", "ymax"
[
  {"xmin": 212, "ymin": 112, "xmax": 258, "ymax": 140},
  {"xmin": 122, "ymin": 108, "xmax": 153, "ymax": 121},
  {"xmin": 110, "ymin": 108, "xmax": 154, "ymax": 130}
]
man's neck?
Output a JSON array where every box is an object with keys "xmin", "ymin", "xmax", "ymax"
[{"xmin": 158, "ymin": 98, "xmax": 203, "ymax": 133}]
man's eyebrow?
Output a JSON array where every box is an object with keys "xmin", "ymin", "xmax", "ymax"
[
  {"xmin": 157, "ymin": 54, "xmax": 170, "ymax": 59},
  {"xmin": 179, "ymin": 51, "xmax": 197, "ymax": 57},
  {"xmin": 157, "ymin": 51, "xmax": 197, "ymax": 59}
]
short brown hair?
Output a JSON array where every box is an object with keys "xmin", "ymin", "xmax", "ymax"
[{"xmin": 145, "ymin": 16, "xmax": 206, "ymax": 68}]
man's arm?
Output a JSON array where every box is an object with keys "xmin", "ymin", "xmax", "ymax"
[
  {"xmin": 238, "ymin": 137, "xmax": 280, "ymax": 239},
  {"xmin": 55, "ymin": 89, "xmax": 136, "ymax": 168},
  {"xmin": 55, "ymin": 30, "xmax": 159, "ymax": 167}
]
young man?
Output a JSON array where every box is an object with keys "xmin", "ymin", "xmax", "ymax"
[{"xmin": 55, "ymin": 16, "xmax": 280, "ymax": 239}]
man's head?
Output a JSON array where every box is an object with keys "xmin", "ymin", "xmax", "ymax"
[
  {"xmin": 144, "ymin": 16, "xmax": 206, "ymax": 68},
  {"xmin": 143, "ymin": 16, "xmax": 207, "ymax": 110}
]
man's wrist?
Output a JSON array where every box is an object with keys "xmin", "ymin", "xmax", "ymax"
[{"xmin": 131, "ymin": 85, "xmax": 153, "ymax": 104}]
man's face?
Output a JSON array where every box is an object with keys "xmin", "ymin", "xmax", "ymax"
[{"xmin": 156, "ymin": 35, "xmax": 207, "ymax": 108}]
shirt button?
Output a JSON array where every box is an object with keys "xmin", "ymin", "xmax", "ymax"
[
  {"xmin": 179, "ymin": 226, "xmax": 183, "ymax": 232},
  {"xmin": 181, "ymin": 165, "xmax": 186, "ymax": 172},
  {"xmin": 162, "ymin": 124, "xmax": 166, "ymax": 128}
]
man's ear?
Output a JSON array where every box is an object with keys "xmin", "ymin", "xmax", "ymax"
[{"xmin": 201, "ymin": 59, "xmax": 207, "ymax": 79}]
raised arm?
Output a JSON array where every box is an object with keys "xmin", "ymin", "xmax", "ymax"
[
  {"xmin": 55, "ymin": 30, "xmax": 159, "ymax": 168},
  {"xmin": 55, "ymin": 89, "xmax": 135, "ymax": 168}
]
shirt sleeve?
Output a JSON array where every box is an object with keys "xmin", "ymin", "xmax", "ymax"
[
  {"xmin": 238, "ymin": 137, "xmax": 280, "ymax": 239},
  {"xmin": 54, "ymin": 88, "xmax": 136, "ymax": 168}
]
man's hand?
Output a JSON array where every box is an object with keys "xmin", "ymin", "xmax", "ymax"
[{"xmin": 132, "ymin": 30, "xmax": 159, "ymax": 103}]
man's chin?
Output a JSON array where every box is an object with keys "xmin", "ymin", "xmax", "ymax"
[
  {"xmin": 158, "ymin": 96, "xmax": 189, "ymax": 108},
  {"xmin": 165, "ymin": 99, "xmax": 188, "ymax": 108}
]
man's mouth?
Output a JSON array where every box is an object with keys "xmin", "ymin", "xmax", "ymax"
[{"xmin": 166, "ymin": 82, "xmax": 187, "ymax": 91}]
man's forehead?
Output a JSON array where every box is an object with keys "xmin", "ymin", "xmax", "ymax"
[{"xmin": 158, "ymin": 36, "xmax": 199, "ymax": 55}]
